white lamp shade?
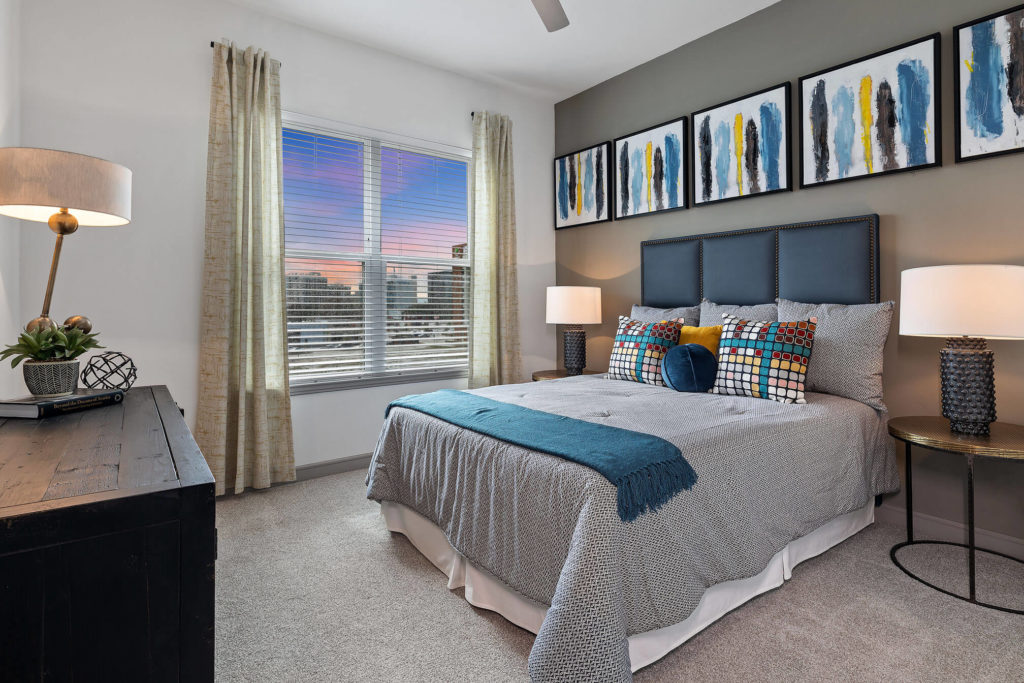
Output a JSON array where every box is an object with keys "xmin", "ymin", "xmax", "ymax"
[
  {"xmin": 546, "ymin": 286, "xmax": 601, "ymax": 325},
  {"xmin": 900, "ymin": 265, "xmax": 1024, "ymax": 339},
  {"xmin": 0, "ymin": 147, "xmax": 132, "ymax": 226}
]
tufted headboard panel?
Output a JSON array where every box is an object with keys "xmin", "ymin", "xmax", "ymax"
[{"xmin": 640, "ymin": 215, "xmax": 880, "ymax": 307}]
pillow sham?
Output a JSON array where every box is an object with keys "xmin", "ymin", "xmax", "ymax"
[
  {"xmin": 712, "ymin": 314, "xmax": 816, "ymax": 404},
  {"xmin": 679, "ymin": 324, "xmax": 723, "ymax": 357},
  {"xmin": 608, "ymin": 316, "xmax": 684, "ymax": 386},
  {"xmin": 777, "ymin": 298, "xmax": 894, "ymax": 410},
  {"xmin": 630, "ymin": 304, "xmax": 700, "ymax": 325},
  {"xmin": 661, "ymin": 344, "xmax": 717, "ymax": 393},
  {"xmin": 699, "ymin": 299, "xmax": 778, "ymax": 327}
]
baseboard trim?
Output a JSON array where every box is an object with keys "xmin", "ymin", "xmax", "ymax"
[
  {"xmin": 295, "ymin": 453, "xmax": 372, "ymax": 481},
  {"xmin": 876, "ymin": 503, "xmax": 1024, "ymax": 560}
]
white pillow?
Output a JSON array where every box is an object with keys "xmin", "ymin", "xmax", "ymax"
[
  {"xmin": 777, "ymin": 298, "xmax": 894, "ymax": 410},
  {"xmin": 698, "ymin": 299, "xmax": 778, "ymax": 327},
  {"xmin": 630, "ymin": 304, "xmax": 699, "ymax": 324}
]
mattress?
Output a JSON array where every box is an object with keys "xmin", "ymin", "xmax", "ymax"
[{"xmin": 366, "ymin": 374, "xmax": 899, "ymax": 681}]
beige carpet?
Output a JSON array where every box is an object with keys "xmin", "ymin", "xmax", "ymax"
[{"xmin": 215, "ymin": 471, "xmax": 1024, "ymax": 682}]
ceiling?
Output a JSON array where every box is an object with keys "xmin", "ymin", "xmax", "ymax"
[{"xmin": 225, "ymin": 0, "xmax": 779, "ymax": 101}]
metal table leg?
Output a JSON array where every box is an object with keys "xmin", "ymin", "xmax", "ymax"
[
  {"xmin": 967, "ymin": 454, "xmax": 976, "ymax": 603},
  {"xmin": 905, "ymin": 442, "xmax": 913, "ymax": 542},
  {"xmin": 890, "ymin": 435, "xmax": 1024, "ymax": 615}
]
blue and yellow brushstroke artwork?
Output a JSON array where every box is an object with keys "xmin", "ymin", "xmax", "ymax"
[
  {"xmin": 613, "ymin": 117, "xmax": 687, "ymax": 218},
  {"xmin": 800, "ymin": 35, "xmax": 938, "ymax": 186},
  {"xmin": 692, "ymin": 84, "xmax": 789, "ymax": 205},
  {"xmin": 957, "ymin": 7, "xmax": 1024, "ymax": 160},
  {"xmin": 555, "ymin": 141, "xmax": 609, "ymax": 228}
]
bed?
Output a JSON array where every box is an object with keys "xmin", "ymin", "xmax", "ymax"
[{"xmin": 366, "ymin": 215, "xmax": 899, "ymax": 682}]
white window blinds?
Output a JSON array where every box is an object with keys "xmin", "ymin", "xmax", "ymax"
[{"xmin": 283, "ymin": 121, "xmax": 470, "ymax": 392}]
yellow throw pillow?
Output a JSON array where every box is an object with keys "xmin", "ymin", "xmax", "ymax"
[{"xmin": 678, "ymin": 325, "xmax": 723, "ymax": 357}]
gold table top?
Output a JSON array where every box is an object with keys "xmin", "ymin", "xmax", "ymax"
[
  {"xmin": 888, "ymin": 416, "xmax": 1024, "ymax": 460},
  {"xmin": 531, "ymin": 369, "xmax": 601, "ymax": 381}
]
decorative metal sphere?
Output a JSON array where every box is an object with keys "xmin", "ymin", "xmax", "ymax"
[
  {"xmin": 26, "ymin": 316, "xmax": 57, "ymax": 333},
  {"xmin": 63, "ymin": 315, "xmax": 93, "ymax": 333},
  {"xmin": 82, "ymin": 351, "xmax": 138, "ymax": 390}
]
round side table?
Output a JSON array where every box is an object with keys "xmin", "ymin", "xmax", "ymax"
[
  {"xmin": 888, "ymin": 416, "xmax": 1024, "ymax": 615},
  {"xmin": 531, "ymin": 369, "xmax": 601, "ymax": 381}
]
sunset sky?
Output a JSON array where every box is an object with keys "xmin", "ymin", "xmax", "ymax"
[{"xmin": 283, "ymin": 127, "xmax": 468, "ymax": 288}]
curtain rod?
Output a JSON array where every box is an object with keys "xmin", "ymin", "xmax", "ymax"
[{"xmin": 209, "ymin": 41, "xmax": 283, "ymax": 68}]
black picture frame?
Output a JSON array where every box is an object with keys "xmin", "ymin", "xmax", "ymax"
[
  {"xmin": 689, "ymin": 82, "xmax": 792, "ymax": 208},
  {"xmin": 553, "ymin": 141, "xmax": 613, "ymax": 230},
  {"xmin": 798, "ymin": 33, "xmax": 942, "ymax": 189},
  {"xmin": 953, "ymin": 4, "xmax": 1024, "ymax": 163},
  {"xmin": 612, "ymin": 116, "xmax": 689, "ymax": 220}
]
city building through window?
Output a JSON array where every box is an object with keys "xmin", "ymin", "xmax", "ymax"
[{"xmin": 283, "ymin": 121, "xmax": 470, "ymax": 392}]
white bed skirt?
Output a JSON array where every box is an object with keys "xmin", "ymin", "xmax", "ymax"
[{"xmin": 381, "ymin": 500, "xmax": 875, "ymax": 673}]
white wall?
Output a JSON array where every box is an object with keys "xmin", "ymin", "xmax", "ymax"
[
  {"xmin": 18, "ymin": 0, "xmax": 555, "ymax": 466},
  {"xmin": 0, "ymin": 0, "xmax": 20, "ymax": 398}
]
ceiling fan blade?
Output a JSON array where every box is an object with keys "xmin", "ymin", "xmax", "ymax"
[{"xmin": 530, "ymin": 0, "xmax": 570, "ymax": 32}]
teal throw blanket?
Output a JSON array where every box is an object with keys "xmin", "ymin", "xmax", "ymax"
[{"xmin": 386, "ymin": 389, "xmax": 697, "ymax": 522}]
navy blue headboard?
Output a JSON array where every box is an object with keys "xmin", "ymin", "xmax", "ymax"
[{"xmin": 640, "ymin": 215, "xmax": 879, "ymax": 307}]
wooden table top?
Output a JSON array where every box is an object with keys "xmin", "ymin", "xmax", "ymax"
[
  {"xmin": 888, "ymin": 416, "xmax": 1024, "ymax": 461},
  {"xmin": 0, "ymin": 385, "xmax": 212, "ymax": 518}
]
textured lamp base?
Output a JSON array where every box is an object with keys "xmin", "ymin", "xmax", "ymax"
[
  {"xmin": 940, "ymin": 337, "xmax": 996, "ymax": 436},
  {"xmin": 562, "ymin": 326, "xmax": 586, "ymax": 376}
]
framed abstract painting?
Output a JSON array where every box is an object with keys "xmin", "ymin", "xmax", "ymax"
[
  {"xmin": 690, "ymin": 83, "xmax": 791, "ymax": 206},
  {"xmin": 613, "ymin": 117, "xmax": 688, "ymax": 219},
  {"xmin": 955, "ymin": 5, "xmax": 1024, "ymax": 162},
  {"xmin": 554, "ymin": 142, "xmax": 612, "ymax": 229},
  {"xmin": 799, "ymin": 34, "xmax": 941, "ymax": 188}
]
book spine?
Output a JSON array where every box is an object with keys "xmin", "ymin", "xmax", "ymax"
[{"xmin": 37, "ymin": 393, "xmax": 124, "ymax": 418}]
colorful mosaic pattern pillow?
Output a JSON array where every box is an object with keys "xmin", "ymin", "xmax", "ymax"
[
  {"xmin": 608, "ymin": 316, "xmax": 684, "ymax": 386},
  {"xmin": 712, "ymin": 315, "xmax": 817, "ymax": 404}
]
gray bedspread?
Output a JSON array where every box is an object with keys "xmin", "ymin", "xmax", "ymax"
[{"xmin": 365, "ymin": 375, "xmax": 899, "ymax": 682}]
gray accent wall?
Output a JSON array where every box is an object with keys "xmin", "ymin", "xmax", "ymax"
[{"xmin": 555, "ymin": 0, "xmax": 1024, "ymax": 542}]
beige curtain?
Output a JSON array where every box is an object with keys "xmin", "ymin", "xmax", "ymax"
[
  {"xmin": 469, "ymin": 111, "xmax": 522, "ymax": 387},
  {"xmin": 196, "ymin": 42, "xmax": 295, "ymax": 495}
]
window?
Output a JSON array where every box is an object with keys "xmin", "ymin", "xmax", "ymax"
[{"xmin": 282, "ymin": 117, "xmax": 471, "ymax": 393}]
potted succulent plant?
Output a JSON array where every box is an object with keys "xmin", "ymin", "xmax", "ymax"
[{"xmin": 1, "ymin": 320, "xmax": 102, "ymax": 397}]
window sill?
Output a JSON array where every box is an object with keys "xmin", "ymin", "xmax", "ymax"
[{"xmin": 289, "ymin": 369, "xmax": 468, "ymax": 396}]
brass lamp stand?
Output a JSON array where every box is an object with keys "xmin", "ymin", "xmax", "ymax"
[
  {"xmin": 30, "ymin": 208, "xmax": 92, "ymax": 333},
  {"xmin": 0, "ymin": 147, "xmax": 133, "ymax": 333}
]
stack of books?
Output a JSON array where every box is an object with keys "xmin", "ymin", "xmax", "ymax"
[{"xmin": 0, "ymin": 388, "xmax": 125, "ymax": 419}]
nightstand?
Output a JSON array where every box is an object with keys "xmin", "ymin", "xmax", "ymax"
[
  {"xmin": 888, "ymin": 416, "xmax": 1024, "ymax": 614},
  {"xmin": 531, "ymin": 369, "xmax": 601, "ymax": 381}
]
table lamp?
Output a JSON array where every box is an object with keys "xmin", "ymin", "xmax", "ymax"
[
  {"xmin": 0, "ymin": 147, "xmax": 132, "ymax": 332},
  {"xmin": 900, "ymin": 265, "xmax": 1024, "ymax": 436},
  {"xmin": 546, "ymin": 286, "xmax": 601, "ymax": 375}
]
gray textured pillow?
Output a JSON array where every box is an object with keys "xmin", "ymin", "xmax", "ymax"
[
  {"xmin": 630, "ymin": 304, "xmax": 700, "ymax": 325},
  {"xmin": 699, "ymin": 300, "xmax": 778, "ymax": 327},
  {"xmin": 777, "ymin": 298, "xmax": 894, "ymax": 410}
]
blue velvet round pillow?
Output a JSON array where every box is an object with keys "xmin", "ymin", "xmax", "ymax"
[{"xmin": 661, "ymin": 343, "xmax": 718, "ymax": 393}]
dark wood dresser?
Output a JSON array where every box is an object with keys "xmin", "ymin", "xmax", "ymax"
[{"xmin": 0, "ymin": 385, "xmax": 215, "ymax": 682}]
